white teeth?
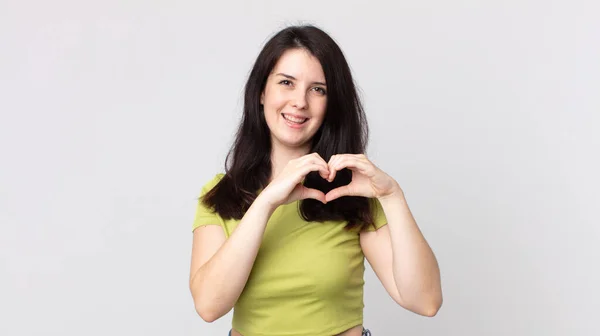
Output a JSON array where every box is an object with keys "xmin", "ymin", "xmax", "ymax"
[{"xmin": 283, "ymin": 114, "xmax": 308, "ymax": 124}]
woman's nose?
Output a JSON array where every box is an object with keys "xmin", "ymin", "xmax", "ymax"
[{"xmin": 290, "ymin": 91, "xmax": 308, "ymax": 109}]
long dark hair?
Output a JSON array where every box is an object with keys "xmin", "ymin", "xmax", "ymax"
[{"xmin": 202, "ymin": 24, "xmax": 375, "ymax": 230}]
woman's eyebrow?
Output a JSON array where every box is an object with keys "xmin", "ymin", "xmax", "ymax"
[{"xmin": 275, "ymin": 73, "xmax": 326, "ymax": 86}]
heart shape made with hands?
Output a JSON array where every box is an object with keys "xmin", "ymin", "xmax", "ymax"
[
  {"xmin": 306, "ymin": 165, "xmax": 358, "ymax": 203},
  {"xmin": 303, "ymin": 153, "xmax": 397, "ymax": 203}
]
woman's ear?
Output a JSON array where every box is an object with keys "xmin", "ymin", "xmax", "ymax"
[{"xmin": 260, "ymin": 91, "xmax": 264, "ymax": 105}]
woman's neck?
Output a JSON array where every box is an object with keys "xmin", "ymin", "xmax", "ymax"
[{"xmin": 269, "ymin": 141, "xmax": 312, "ymax": 182}]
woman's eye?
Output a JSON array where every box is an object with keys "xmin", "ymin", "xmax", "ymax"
[
  {"xmin": 279, "ymin": 80, "xmax": 292, "ymax": 86},
  {"xmin": 313, "ymin": 87, "xmax": 327, "ymax": 95}
]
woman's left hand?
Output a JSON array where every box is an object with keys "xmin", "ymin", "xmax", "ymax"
[{"xmin": 325, "ymin": 154, "xmax": 402, "ymax": 203}]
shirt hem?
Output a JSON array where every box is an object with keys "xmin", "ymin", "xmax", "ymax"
[{"xmin": 233, "ymin": 318, "xmax": 363, "ymax": 336}]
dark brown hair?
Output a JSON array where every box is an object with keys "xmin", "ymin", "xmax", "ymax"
[{"xmin": 201, "ymin": 24, "xmax": 375, "ymax": 230}]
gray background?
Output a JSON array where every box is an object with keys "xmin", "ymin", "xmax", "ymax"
[{"xmin": 1, "ymin": 0, "xmax": 598, "ymax": 335}]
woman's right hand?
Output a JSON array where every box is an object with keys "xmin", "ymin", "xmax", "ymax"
[{"xmin": 259, "ymin": 153, "xmax": 330, "ymax": 208}]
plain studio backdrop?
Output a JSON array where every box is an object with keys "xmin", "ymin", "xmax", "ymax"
[{"xmin": 1, "ymin": 1, "xmax": 598, "ymax": 335}]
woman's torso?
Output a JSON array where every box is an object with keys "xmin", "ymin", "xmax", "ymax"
[
  {"xmin": 225, "ymin": 200, "xmax": 369, "ymax": 335},
  {"xmin": 194, "ymin": 174, "xmax": 387, "ymax": 335}
]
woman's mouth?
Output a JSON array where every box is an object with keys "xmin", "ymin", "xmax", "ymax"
[{"xmin": 282, "ymin": 113, "xmax": 309, "ymax": 125}]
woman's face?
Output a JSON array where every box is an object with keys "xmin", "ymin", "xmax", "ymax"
[{"xmin": 261, "ymin": 48, "xmax": 328, "ymax": 151}]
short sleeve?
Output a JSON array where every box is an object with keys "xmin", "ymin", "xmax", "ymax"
[
  {"xmin": 191, "ymin": 173, "xmax": 225, "ymax": 231},
  {"xmin": 362, "ymin": 197, "xmax": 388, "ymax": 232}
]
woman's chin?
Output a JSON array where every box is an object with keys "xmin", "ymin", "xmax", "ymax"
[{"xmin": 273, "ymin": 134, "xmax": 312, "ymax": 149}]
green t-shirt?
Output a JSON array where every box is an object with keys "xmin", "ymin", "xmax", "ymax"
[{"xmin": 192, "ymin": 173, "xmax": 388, "ymax": 335}]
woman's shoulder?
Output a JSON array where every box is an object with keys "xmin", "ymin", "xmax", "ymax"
[
  {"xmin": 199, "ymin": 172, "xmax": 226, "ymax": 196},
  {"xmin": 210, "ymin": 172, "xmax": 226, "ymax": 183}
]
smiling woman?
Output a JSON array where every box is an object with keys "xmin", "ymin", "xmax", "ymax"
[
  {"xmin": 261, "ymin": 49, "xmax": 328, "ymax": 150},
  {"xmin": 189, "ymin": 25, "xmax": 443, "ymax": 336}
]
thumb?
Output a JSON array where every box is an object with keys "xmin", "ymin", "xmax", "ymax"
[
  {"xmin": 325, "ymin": 185, "xmax": 353, "ymax": 203},
  {"xmin": 296, "ymin": 185, "xmax": 327, "ymax": 204}
]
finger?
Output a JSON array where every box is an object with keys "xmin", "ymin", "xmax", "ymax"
[
  {"xmin": 327, "ymin": 155, "xmax": 335, "ymax": 181},
  {"xmin": 351, "ymin": 153, "xmax": 368, "ymax": 160},
  {"xmin": 329, "ymin": 154, "xmax": 353, "ymax": 181},
  {"xmin": 303, "ymin": 154, "xmax": 329, "ymax": 174},
  {"xmin": 325, "ymin": 184, "xmax": 355, "ymax": 202},
  {"xmin": 313, "ymin": 152, "xmax": 327, "ymax": 162},
  {"xmin": 303, "ymin": 152, "xmax": 327, "ymax": 165},
  {"xmin": 314, "ymin": 160, "xmax": 331, "ymax": 179},
  {"xmin": 299, "ymin": 186, "xmax": 327, "ymax": 203},
  {"xmin": 333, "ymin": 156, "xmax": 371, "ymax": 174},
  {"xmin": 301, "ymin": 163, "xmax": 330, "ymax": 181},
  {"xmin": 328, "ymin": 155, "xmax": 342, "ymax": 181}
]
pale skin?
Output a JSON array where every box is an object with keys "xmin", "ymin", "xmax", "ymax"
[{"xmin": 189, "ymin": 49, "xmax": 442, "ymax": 335}]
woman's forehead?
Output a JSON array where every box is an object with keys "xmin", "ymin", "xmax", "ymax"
[{"xmin": 272, "ymin": 49, "xmax": 325, "ymax": 83}]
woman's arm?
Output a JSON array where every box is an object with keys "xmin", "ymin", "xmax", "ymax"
[
  {"xmin": 361, "ymin": 189, "xmax": 442, "ymax": 316},
  {"xmin": 189, "ymin": 153, "xmax": 331, "ymax": 322},
  {"xmin": 189, "ymin": 195, "xmax": 275, "ymax": 322},
  {"xmin": 323, "ymin": 154, "xmax": 442, "ymax": 316}
]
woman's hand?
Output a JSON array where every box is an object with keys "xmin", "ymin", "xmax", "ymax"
[
  {"xmin": 260, "ymin": 153, "xmax": 330, "ymax": 208},
  {"xmin": 325, "ymin": 154, "xmax": 401, "ymax": 202}
]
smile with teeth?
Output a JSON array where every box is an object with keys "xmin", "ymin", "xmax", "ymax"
[{"xmin": 282, "ymin": 113, "xmax": 309, "ymax": 124}]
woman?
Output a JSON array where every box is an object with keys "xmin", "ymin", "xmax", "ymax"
[{"xmin": 189, "ymin": 25, "xmax": 442, "ymax": 336}]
